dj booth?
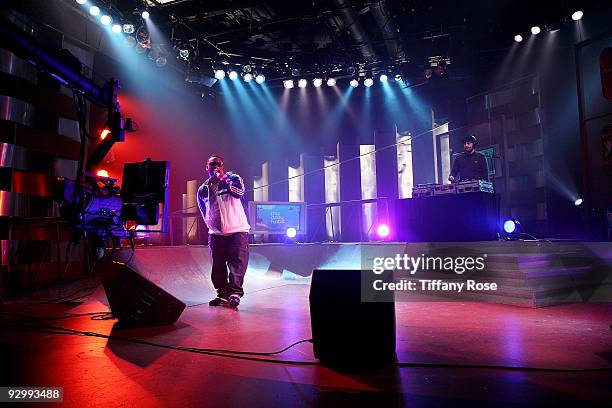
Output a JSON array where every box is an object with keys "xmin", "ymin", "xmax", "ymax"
[{"xmin": 393, "ymin": 192, "xmax": 499, "ymax": 242}]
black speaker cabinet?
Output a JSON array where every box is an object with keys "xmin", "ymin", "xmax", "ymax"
[
  {"xmin": 103, "ymin": 262, "xmax": 185, "ymax": 327},
  {"xmin": 309, "ymin": 269, "xmax": 396, "ymax": 369}
]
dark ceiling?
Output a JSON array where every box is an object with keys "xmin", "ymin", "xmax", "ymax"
[{"xmin": 107, "ymin": 0, "xmax": 598, "ymax": 83}]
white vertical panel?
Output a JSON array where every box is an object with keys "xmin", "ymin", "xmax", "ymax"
[
  {"xmin": 360, "ymin": 145, "xmax": 377, "ymax": 238},
  {"xmin": 324, "ymin": 144, "xmax": 341, "ymax": 240},
  {"xmin": 186, "ymin": 179, "xmax": 198, "ymax": 239},
  {"xmin": 396, "ymin": 131, "xmax": 414, "ymax": 198},
  {"xmin": 288, "ymin": 154, "xmax": 304, "ymax": 202},
  {"xmin": 254, "ymin": 161, "xmax": 269, "ymax": 202},
  {"xmin": 433, "ymin": 122, "xmax": 449, "ymax": 184},
  {"xmin": 440, "ymin": 132, "xmax": 451, "ymax": 184}
]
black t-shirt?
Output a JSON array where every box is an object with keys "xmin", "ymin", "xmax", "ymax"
[{"xmin": 450, "ymin": 151, "xmax": 489, "ymax": 181}]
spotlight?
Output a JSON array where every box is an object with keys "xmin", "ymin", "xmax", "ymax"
[
  {"xmin": 571, "ymin": 10, "xmax": 583, "ymax": 21},
  {"xmin": 298, "ymin": 79, "xmax": 307, "ymax": 88},
  {"xmin": 89, "ymin": 6, "xmax": 100, "ymax": 16},
  {"xmin": 531, "ymin": 26, "xmax": 541, "ymax": 35},
  {"xmin": 243, "ymin": 72, "xmax": 253, "ymax": 82},
  {"xmin": 76, "ymin": 0, "xmax": 87, "ymax": 4},
  {"xmin": 242, "ymin": 65, "xmax": 252, "ymax": 73},
  {"xmin": 286, "ymin": 227, "xmax": 297, "ymax": 238},
  {"xmin": 350, "ymin": 78, "xmax": 359, "ymax": 87},
  {"xmin": 394, "ymin": 74, "xmax": 402, "ymax": 81},
  {"xmin": 514, "ymin": 34, "xmax": 523, "ymax": 43},
  {"xmin": 574, "ymin": 198, "xmax": 583, "ymax": 206},
  {"xmin": 377, "ymin": 224, "xmax": 390, "ymax": 238},
  {"xmin": 100, "ymin": 15, "xmax": 112, "ymax": 26},
  {"xmin": 141, "ymin": 10, "xmax": 150, "ymax": 20},
  {"xmin": 379, "ymin": 74, "xmax": 388, "ymax": 82},
  {"xmin": 96, "ymin": 169, "xmax": 109, "ymax": 178},
  {"xmin": 364, "ymin": 78, "xmax": 374, "ymax": 87},
  {"xmin": 326, "ymin": 78, "xmax": 336, "ymax": 86},
  {"xmin": 214, "ymin": 69, "xmax": 226, "ymax": 79},
  {"xmin": 283, "ymin": 80, "xmax": 294, "ymax": 89},
  {"xmin": 255, "ymin": 74, "xmax": 265, "ymax": 84},
  {"xmin": 123, "ymin": 24, "xmax": 135, "ymax": 34},
  {"xmin": 228, "ymin": 70, "xmax": 238, "ymax": 80},
  {"xmin": 313, "ymin": 78, "xmax": 323, "ymax": 87},
  {"xmin": 100, "ymin": 128, "xmax": 111, "ymax": 140},
  {"xmin": 178, "ymin": 49, "xmax": 189, "ymax": 60},
  {"xmin": 111, "ymin": 24, "xmax": 122, "ymax": 33},
  {"xmin": 503, "ymin": 219, "xmax": 522, "ymax": 235}
]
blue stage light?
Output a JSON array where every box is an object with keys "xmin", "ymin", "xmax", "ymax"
[
  {"xmin": 503, "ymin": 219, "xmax": 520, "ymax": 234},
  {"xmin": 379, "ymin": 74, "xmax": 388, "ymax": 82},
  {"xmin": 100, "ymin": 15, "xmax": 112, "ymax": 26},
  {"xmin": 214, "ymin": 69, "xmax": 225, "ymax": 79},
  {"xmin": 364, "ymin": 78, "xmax": 374, "ymax": 87},
  {"xmin": 228, "ymin": 70, "xmax": 238, "ymax": 80},
  {"xmin": 243, "ymin": 72, "xmax": 253, "ymax": 82},
  {"xmin": 574, "ymin": 198, "xmax": 583, "ymax": 206},
  {"xmin": 255, "ymin": 74, "xmax": 265, "ymax": 84},
  {"xmin": 89, "ymin": 6, "xmax": 100, "ymax": 16},
  {"xmin": 286, "ymin": 227, "xmax": 297, "ymax": 238},
  {"xmin": 350, "ymin": 79, "xmax": 359, "ymax": 87},
  {"xmin": 111, "ymin": 24, "xmax": 122, "ymax": 33}
]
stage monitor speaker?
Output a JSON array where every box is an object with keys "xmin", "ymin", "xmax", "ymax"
[
  {"xmin": 103, "ymin": 262, "xmax": 185, "ymax": 327},
  {"xmin": 309, "ymin": 269, "xmax": 396, "ymax": 369}
]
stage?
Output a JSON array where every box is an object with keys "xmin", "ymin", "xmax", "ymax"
[{"xmin": 1, "ymin": 243, "xmax": 612, "ymax": 406}]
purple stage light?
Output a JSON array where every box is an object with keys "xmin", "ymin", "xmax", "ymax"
[
  {"xmin": 286, "ymin": 227, "xmax": 297, "ymax": 238},
  {"xmin": 377, "ymin": 224, "xmax": 390, "ymax": 238}
]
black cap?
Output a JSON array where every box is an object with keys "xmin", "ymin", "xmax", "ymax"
[{"xmin": 463, "ymin": 135, "xmax": 477, "ymax": 144}]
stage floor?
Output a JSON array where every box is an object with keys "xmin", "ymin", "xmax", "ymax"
[{"xmin": 1, "ymin": 276, "xmax": 611, "ymax": 407}]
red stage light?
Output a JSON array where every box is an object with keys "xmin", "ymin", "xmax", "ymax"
[
  {"xmin": 97, "ymin": 169, "xmax": 109, "ymax": 177},
  {"xmin": 100, "ymin": 128, "xmax": 111, "ymax": 140}
]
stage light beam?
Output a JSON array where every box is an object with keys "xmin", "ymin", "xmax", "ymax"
[
  {"xmin": 574, "ymin": 198, "xmax": 583, "ymax": 206},
  {"xmin": 214, "ymin": 69, "xmax": 226, "ymax": 79},
  {"xmin": 97, "ymin": 169, "xmax": 109, "ymax": 177},
  {"xmin": 364, "ymin": 78, "xmax": 374, "ymax": 87},
  {"xmin": 379, "ymin": 74, "xmax": 388, "ymax": 82},
  {"xmin": 76, "ymin": 0, "xmax": 87, "ymax": 4},
  {"xmin": 228, "ymin": 70, "xmax": 238, "ymax": 80},
  {"xmin": 255, "ymin": 74, "xmax": 265, "ymax": 84},
  {"xmin": 141, "ymin": 10, "xmax": 150, "ymax": 19},
  {"xmin": 243, "ymin": 72, "xmax": 253, "ymax": 82}
]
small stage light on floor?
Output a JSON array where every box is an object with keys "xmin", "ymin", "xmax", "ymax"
[
  {"xmin": 112, "ymin": 24, "xmax": 122, "ymax": 33},
  {"xmin": 286, "ymin": 227, "xmax": 297, "ymax": 238},
  {"xmin": 214, "ymin": 69, "xmax": 225, "ymax": 79},
  {"xmin": 350, "ymin": 78, "xmax": 359, "ymax": 87},
  {"xmin": 502, "ymin": 219, "xmax": 522, "ymax": 239},
  {"xmin": 298, "ymin": 79, "xmax": 307, "ymax": 88},
  {"xmin": 395, "ymin": 74, "xmax": 402, "ymax": 81},
  {"xmin": 141, "ymin": 10, "xmax": 150, "ymax": 20},
  {"xmin": 255, "ymin": 74, "xmax": 265, "ymax": 84},
  {"xmin": 574, "ymin": 198, "xmax": 583, "ymax": 206},
  {"xmin": 377, "ymin": 224, "xmax": 390, "ymax": 238},
  {"xmin": 243, "ymin": 72, "xmax": 253, "ymax": 82},
  {"xmin": 364, "ymin": 77, "xmax": 374, "ymax": 87},
  {"xmin": 379, "ymin": 74, "xmax": 388, "ymax": 82},
  {"xmin": 284, "ymin": 79, "xmax": 294, "ymax": 89},
  {"xmin": 228, "ymin": 70, "xmax": 238, "ymax": 80},
  {"xmin": 89, "ymin": 5, "xmax": 100, "ymax": 16},
  {"xmin": 326, "ymin": 78, "xmax": 336, "ymax": 86},
  {"xmin": 100, "ymin": 15, "xmax": 112, "ymax": 26},
  {"xmin": 96, "ymin": 169, "xmax": 109, "ymax": 177},
  {"xmin": 531, "ymin": 26, "xmax": 541, "ymax": 35},
  {"xmin": 313, "ymin": 78, "xmax": 323, "ymax": 87},
  {"xmin": 571, "ymin": 10, "xmax": 583, "ymax": 21},
  {"xmin": 514, "ymin": 34, "xmax": 523, "ymax": 43}
]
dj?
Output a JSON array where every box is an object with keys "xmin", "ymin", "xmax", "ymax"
[
  {"xmin": 197, "ymin": 155, "xmax": 250, "ymax": 308},
  {"xmin": 448, "ymin": 135, "xmax": 489, "ymax": 182}
]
